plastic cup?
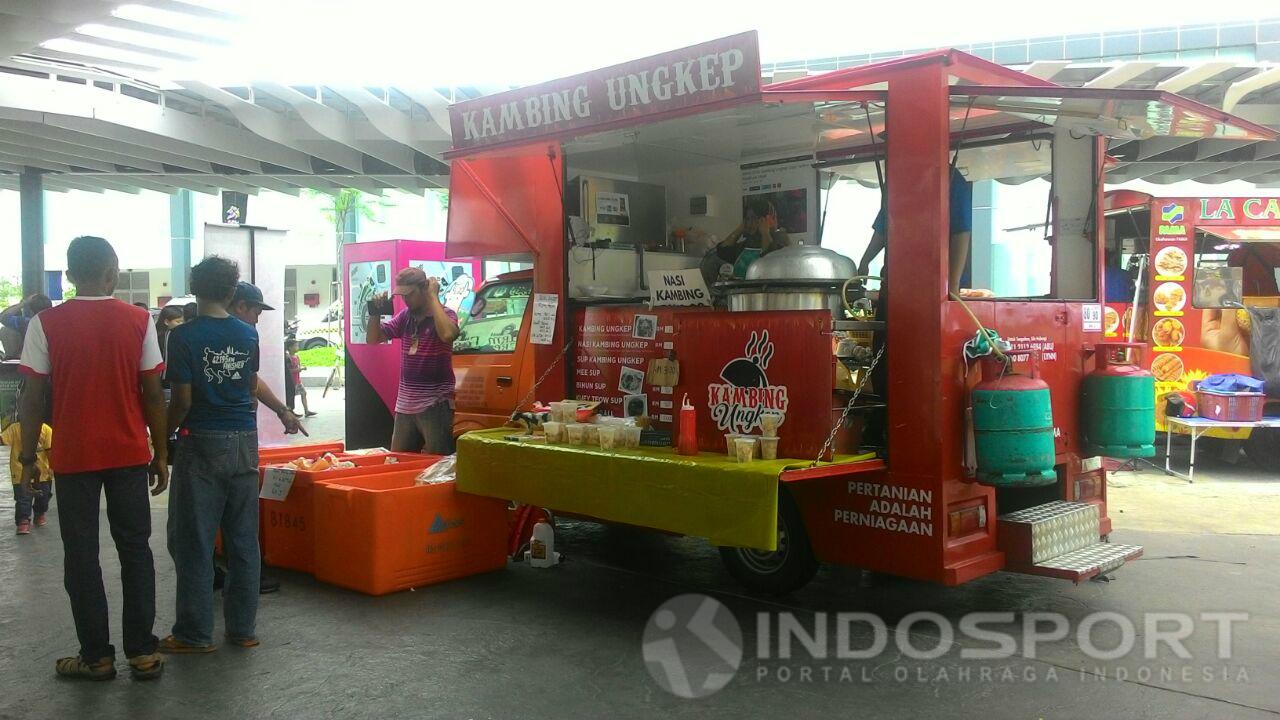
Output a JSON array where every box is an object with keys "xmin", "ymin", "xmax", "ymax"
[
  {"xmin": 565, "ymin": 423, "xmax": 586, "ymax": 445},
  {"xmin": 598, "ymin": 425, "xmax": 618, "ymax": 450},
  {"xmin": 583, "ymin": 423, "xmax": 600, "ymax": 446},
  {"xmin": 760, "ymin": 412, "xmax": 783, "ymax": 438},
  {"xmin": 623, "ymin": 426, "xmax": 642, "ymax": 449},
  {"xmin": 734, "ymin": 437, "xmax": 758, "ymax": 463},
  {"xmin": 558, "ymin": 401, "xmax": 581, "ymax": 423},
  {"xmin": 724, "ymin": 433, "xmax": 742, "ymax": 455},
  {"xmin": 758, "ymin": 436, "xmax": 780, "ymax": 461},
  {"xmin": 543, "ymin": 421, "xmax": 564, "ymax": 443}
]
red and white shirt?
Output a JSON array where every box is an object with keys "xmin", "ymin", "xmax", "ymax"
[{"xmin": 19, "ymin": 296, "xmax": 163, "ymax": 474}]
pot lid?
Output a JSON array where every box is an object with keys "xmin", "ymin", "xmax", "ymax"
[{"xmin": 745, "ymin": 244, "xmax": 856, "ymax": 281}]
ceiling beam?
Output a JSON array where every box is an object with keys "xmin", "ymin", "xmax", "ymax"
[
  {"xmin": 1021, "ymin": 61, "xmax": 1072, "ymax": 81},
  {"xmin": 0, "ymin": 138, "xmax": 116, "ymax": 172},
  {"xmin": 0, "ymin": 127, "xmax": 166, "ymax": 171},
  {"xmin": 1223, "ymin": 66, "xmax": 1280, "ymax": 114},
  {"xmin": 255, "ymin": 82, "xmax": 424, "ymax": 173},
  {"xmin": 1, "ymin": 120, "xmax": 215, "ymax": 173},
  {"xmin": 1084, "ymin": 62, "xmax": 1159, "ymax": 89},
  {"xmin": 329, "ymin": 85, "xmax": 433, "ymax": 164},
  {"xmin": 1154, "ymin": 62, "xmax": 1235, "ymax": 94},
  {"xmin": 98, "ymin": 16, "xmax": 233, "ymax": 47},
  {"xmin": 178, "ymin": 81, "xmax": 365, "ymax": 172}
]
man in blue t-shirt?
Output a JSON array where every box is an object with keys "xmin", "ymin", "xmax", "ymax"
[
  {"xmin": 160, "ymin": 256, "xmax": 285, "ymax": 653},
  {"xmin": 858, "ymin": 164, "xmax": 974, "ymax": 295}
]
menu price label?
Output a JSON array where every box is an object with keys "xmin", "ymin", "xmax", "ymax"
[
  {"xmin": 1082, "ymin": 304, "xmax": 1103, "ymax": 333},
  {"xmin": 530, "ymin": 293, "xmax": 560, "ymax": 345},
  {"xmin": 259, "ymin": 467, "xmax": 296, "ymax": 501}
]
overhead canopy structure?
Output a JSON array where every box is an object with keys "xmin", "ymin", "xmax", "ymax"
[{"xmin": 0, "ymin": 0, "xmax": 475, "ymax": 195}]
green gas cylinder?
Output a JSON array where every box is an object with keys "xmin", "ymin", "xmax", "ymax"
[
  {"xmin": 1081, "ymin": 342, "xmax": 1156, "ymax": 458},
  {"xmin": 972, "ymin": 356, "xmax": 1058, "ymax": 488}
]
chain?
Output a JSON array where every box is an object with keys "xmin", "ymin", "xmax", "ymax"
[
  {"xmin": 511, "ymin": 338, "xmax": 576, "ymax": 416},
  {"xmin": 812, "ymin": 345, "xmax": 885, "ymax": 467}
]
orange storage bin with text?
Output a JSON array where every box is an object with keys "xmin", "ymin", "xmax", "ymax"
[
  {"xmin": 260, "ymin": 452, "xmax": 438, "ymax": 574},
  {"xmin": 312, "ymin": 470, "xmax": 508, "ymax": 596}
]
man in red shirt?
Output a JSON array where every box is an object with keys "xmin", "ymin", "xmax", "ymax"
[{"xmin": 18, "ymin": 236, "xmax": 168, "ymax": 682}]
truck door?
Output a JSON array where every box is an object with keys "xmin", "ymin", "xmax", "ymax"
[{"xmin": 452, "ymin": 277, "xmax": 535, "ymax": 432}]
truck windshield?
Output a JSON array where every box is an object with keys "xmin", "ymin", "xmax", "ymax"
[{"xmin": 454, "ymin": 280, "xmax": 533, "ymax": 354}]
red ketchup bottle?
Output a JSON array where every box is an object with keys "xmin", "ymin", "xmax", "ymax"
[{"xmin": 677, "ymin": 394, "xmax": 699, "ymax": 456}]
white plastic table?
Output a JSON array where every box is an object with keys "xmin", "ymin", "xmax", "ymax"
[{"xmin": 1164, "ymin": 416, "xmax": 1280, "ymax": 483}]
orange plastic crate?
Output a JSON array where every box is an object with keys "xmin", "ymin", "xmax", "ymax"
[
  {"xmin": 312, "ymin": 470, "xmax": 508, "ymax": 596},
  {"xmin": 260, "ymin": 453, "xmax": 438, "ymax": 574}
]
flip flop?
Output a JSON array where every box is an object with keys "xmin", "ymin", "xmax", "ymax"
[{"xmin": 159, "ymin": 635, "xmax": 216, "ymax": 654}]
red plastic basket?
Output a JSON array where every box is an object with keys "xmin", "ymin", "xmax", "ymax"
[{"xmin": 1196, "ymin": 390, "xmax": 1265, "ymax": 422}]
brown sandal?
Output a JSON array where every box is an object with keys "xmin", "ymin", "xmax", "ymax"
[
  {"xmin": 128, "ymin": 652, "xmax": 165, "ymax": 680},
  {"xmin": 158, "ymin": 635, "xmax": 216, "ymax": 654},
  {"xmin": 226, "ymin": 636, "xmax": 260, "ymax": 648},
  {"xmin": 55, "ymin": 655, "xmax": 116, "ymax": 681}
]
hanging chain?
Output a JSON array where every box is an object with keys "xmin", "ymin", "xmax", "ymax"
[
  {"xmin": 511, "ymin": 338, "xmax": 576, "ymax": 417},
  {"xmin": 812, "ymin": 345, "xmax": 885, "ymax": 467}
]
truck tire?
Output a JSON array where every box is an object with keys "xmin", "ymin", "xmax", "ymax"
[
  {"xmin": 1244, "ymin": 427, "xmax": 1280, "ymax": 468},
  {"xmin": 719, "ymin": 490, "xmax": 819, "ymax": 596},
  {"xmin": 302, "ymin": 337, "xmax": 330, "ymax": 350}
]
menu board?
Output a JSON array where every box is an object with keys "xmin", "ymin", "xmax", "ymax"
[{"xmin": 572, "ymin": 307, "xmax": 701, "ymax": 426}]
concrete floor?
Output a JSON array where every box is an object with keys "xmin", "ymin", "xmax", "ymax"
[{"xmin": 1, "ymin": 406, "xmax": 1278, "ymax": 719}]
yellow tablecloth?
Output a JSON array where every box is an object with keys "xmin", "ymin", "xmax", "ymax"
[{"xmin": 456, "ymin": 429, "xmax": 812, "ymax": 550}]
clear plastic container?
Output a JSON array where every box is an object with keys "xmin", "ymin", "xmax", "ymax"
[
  {"xmin": 598, "ymin": 425, "xmax": 619, "ymax": 450},
  {"xmin": 565, "ymin": 423, "xmax": 586, "ymax": 445},
  {"xmin": 583, "ymin": 423, "xmax": 600, "ymax": 446},
  {"xmin": 758, "ymin": 436, "xmax": 779, "ymax": 460},
  {"xmin": 760, "ymin": 412, "xmax": 783, "ymax": 438},
  {"xmin": 734, "ymin": 437, "xmax": 758, "ymax": 463},
  {"xmin": 623, "ymin": 426, "xmax": 642, "ymax": 448},
  {"xmin": 542, "ymin": 421, "xmax": 564, "ymax": 444}
]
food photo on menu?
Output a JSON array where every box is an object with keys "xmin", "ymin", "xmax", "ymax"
[
  {"xmin": 1154, "ymin": 246, "xmax": 1188, "ymax": 277},
  {"xmin": 1153, "ymin": 282, "xmax": 1187, "ymax": 313}
]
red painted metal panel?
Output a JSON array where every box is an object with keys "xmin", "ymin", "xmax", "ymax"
[
  {"xmin": 672, "ymin": 310, "xmax": 833, "ymax": 459},
  {"xmin": 765, "ymin": 49, "xmax": 1058, "ymax": 92}
]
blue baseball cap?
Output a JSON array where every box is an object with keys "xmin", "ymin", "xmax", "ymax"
[{"xmin": 232, "ymin": 281, "xmax": 275, "ymax": 311}]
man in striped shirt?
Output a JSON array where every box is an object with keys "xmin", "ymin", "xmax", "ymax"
[{"xmin": 365, "ymin": 266, "xmax": 459, "ymax": 454}]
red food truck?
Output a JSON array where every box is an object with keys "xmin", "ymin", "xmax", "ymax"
[
  {"xmin": 1104, "ymin": 190, "xmax": 1280, "ymax": 463},
  {"xmin": 442, "ymin": 33, "xmax": 1274, "ymax": 593}
]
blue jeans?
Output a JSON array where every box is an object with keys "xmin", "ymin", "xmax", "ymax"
[
  {"xmin": 15, "ymin": 480, "xmax": 52, "ymax": 523},
  {"xmin": 167, "ymin": 429, "xmax": 260, "ymax": 644}
]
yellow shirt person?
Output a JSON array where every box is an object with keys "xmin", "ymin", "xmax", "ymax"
[{"xmin": 2, "ymin": 421, "xmax": 53, "ymax": 485}]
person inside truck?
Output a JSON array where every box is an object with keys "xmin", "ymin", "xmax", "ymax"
[
  {"xmin": 1228, "ymin": 242, "xmax": 1280, "ymax": 297},
  {"xmin": 711, "ymin": 198, "xmax": 792, "ymax": 279}
]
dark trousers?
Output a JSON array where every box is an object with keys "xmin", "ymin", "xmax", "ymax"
[
  {"xmin": 55, "ymin": 466, "xmax": 159, "ymax": 660},
  {"xmin": 14, "ymin": 480, "xmax": 52, "ymax": 523}
]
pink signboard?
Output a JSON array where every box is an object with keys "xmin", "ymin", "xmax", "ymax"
[{"xmin": 448, "ymin": 31, "xmax": 760, "ymax": 152}]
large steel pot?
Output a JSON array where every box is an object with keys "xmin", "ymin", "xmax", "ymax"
[{"xmin": 717, "ymin": 245, "xmax": 859, "ymax": 319}]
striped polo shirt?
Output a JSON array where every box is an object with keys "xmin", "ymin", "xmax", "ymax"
[{"xmin": 380, "ymin": 307, "xmax": 457, "ymax": 414}]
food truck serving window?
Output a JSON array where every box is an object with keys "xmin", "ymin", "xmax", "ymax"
[{"xmin": 454, "ymin": 280, "xmax": 533, "ymax": 354}]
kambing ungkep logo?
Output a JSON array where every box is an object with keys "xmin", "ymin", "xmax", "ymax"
[{"xmin": 707, "ymin": 330, "xmax": 789, "ymax": 435}]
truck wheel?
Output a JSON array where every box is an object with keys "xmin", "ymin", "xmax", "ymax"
[
  {"xmin": 302, "ymin": 337, "xmax": 330, "ymax": 350},
  {"xmin": 719, "ymin": 490, "xmax": 819, "ymax": 596},
  {"xmin": 1244, "ymin": 427, "xmax": 1280, "ymax": 468}
]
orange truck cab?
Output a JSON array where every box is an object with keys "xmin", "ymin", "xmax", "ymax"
[{"xmin": 451, "ymin": 270, "xmax": 537, "ymax": 435}]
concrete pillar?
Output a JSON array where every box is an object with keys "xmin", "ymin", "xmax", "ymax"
[
  {"xmin": 969, "ymin": 179, "xmax": 995, "ymax": 290},
  {"xmin": 340, "ymin": 204, "xmax": 360, "ymax": 245},
  {"xmin": 19, "ymin": 168, "xmax": 45, "ymax": 298},
  {"xmin": 169, "ymin": 189, "xmax": 195, "ymax": 296}
]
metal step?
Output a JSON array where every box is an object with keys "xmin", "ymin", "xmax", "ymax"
[
  {"xmin": 998, "ymin": 501, "xmax": 1100, "ymax": 566},
  {"xmin": 1011, "ymin": 542, "xmax": 1144, "ymax": 583}
]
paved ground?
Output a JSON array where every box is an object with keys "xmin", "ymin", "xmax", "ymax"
[{"xmin": 1, "ymin": 415, "xmax": 1277, "ymax": 719}]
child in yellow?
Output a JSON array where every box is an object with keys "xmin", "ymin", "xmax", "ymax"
[{"xmin": 1, "ymin": 421, "xmax": 52, "ymax": 535}]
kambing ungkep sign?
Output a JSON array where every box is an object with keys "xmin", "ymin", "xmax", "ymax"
[{"xmin": 448, "ymin": 32, "xmax": 761, "ymax": 153}]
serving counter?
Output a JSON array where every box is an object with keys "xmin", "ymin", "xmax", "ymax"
[{"xmin": 456, "ymin": 428, "xmax": 874, "ymax": 550}]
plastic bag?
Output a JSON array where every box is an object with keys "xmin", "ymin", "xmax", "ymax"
[{"xmin": 415, "ymin": 454, "xmax": 456, "ymax": 485}]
